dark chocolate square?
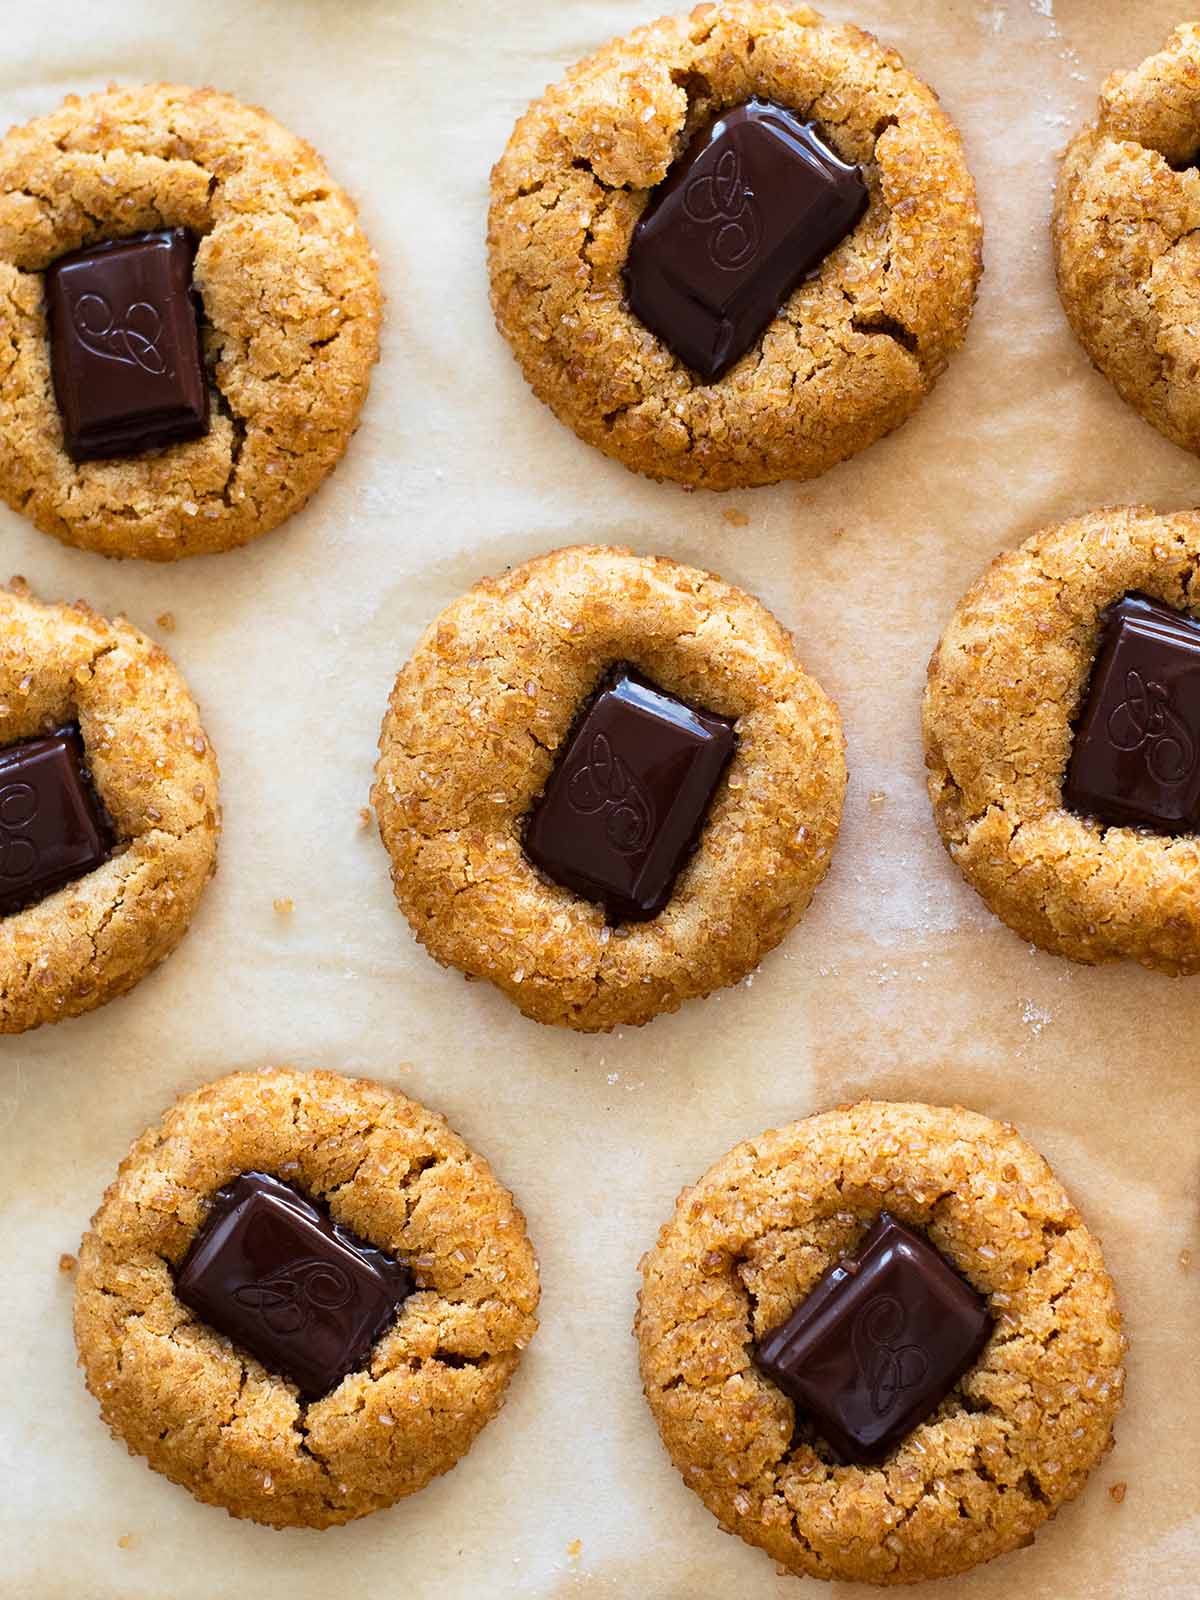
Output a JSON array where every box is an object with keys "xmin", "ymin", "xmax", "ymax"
[
  {"xmin": 175, "ymin": 1172, "xmax": 414, "ymax": 1400},
  {"xmin": 46, "ymin": 228, "xmax": 210, "ymax": 461},
  {"xmin": 1064, "ymin": 593, "xmax": 1200, "ymax": 831},
  {"xmin": 0, "ymin": 725, "xmax": 111, "ymax": 916},
  {"xmin": 523, "ymin": 664, "xmax": 736, "ymax": 922},
  {"xmin": 624, "ymin": 100, "xmax": 867, "ymax": 381},
  {"xmin": 754, "ymin": 1213, "xmax": 992, "ymax": 1465}
]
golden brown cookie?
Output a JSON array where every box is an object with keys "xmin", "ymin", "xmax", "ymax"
[
  {"xmin": 1054, "ymin": 26, "xmax": 1200, "ymax": 456},
  {"xmin": 487, "ymin": 1, "xmax": 982, "ymax": 491},
  {"xmin": 74, "ymin": 1068, "xmax": 540, "ymax": 1530},
  {"xmin": 0, "ymin": 83, "xmax": 380, "ymax": 560},
  {"xmin": 373, "ymin": 545, "xmax": 846, "ymax": 1031},
  {"xmin": 636, "ymin": 1100, "xmax": 1124, "ymax": 1586},
  {"xmin": 0, "ymin": 579, "xmax": 218, "ymax": 1031},
  {"xmin": 923, "ymin": 506, "xmax": 1200, "ymax": 973}
]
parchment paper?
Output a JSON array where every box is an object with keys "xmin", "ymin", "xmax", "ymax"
[{"xmin": 0, "ymin": 2, "xmax": 1197, "ymax": 1596}]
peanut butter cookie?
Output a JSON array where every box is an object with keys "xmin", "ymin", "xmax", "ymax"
[
  {"xmin": 373, "ymin": 545, "xmax": 846, "ymax": 1031},
  {"xmin": 0, "ymin": 83, "xmax": 380, "ymax": 559},
  {"xmin": 924, "ymin": 506, "xmax": 1200, "ymax": 973},
  {"xmin": 75, "ymin": 1068, "xmax": 540, "ymax": 1529},
  {"xmin": 636, "ymin": 1100, "xmax": 1124, "ymax": 1585},
  {"xmin": 488, "ymin": 2, "xmax": 981, "ymax": 490},
  {"xmin": 0, "ymin": 579, "xmax": 218, "ymax": 1032},
  {"xmin": 1055, "ymin": 25, "xmax": 1200, "ymax": 459}
]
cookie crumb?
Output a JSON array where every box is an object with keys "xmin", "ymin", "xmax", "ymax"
[
  {"xmin": 722, "ymin": 508, "xmax": 750, "ymax": 527},
  {"xmin": 117, "ymin": 1533, "xmax": 136, "ymax": 1550},
  {"xmin": 273, "ymin": 897, "xmax": 294, "ymax": 916},
  {"xmin": 1109, "ymin": 1481, "xmax": 1127, "ymax": 1504},
  {"xmin": 868, "ymin": 790, "xmax": 886, "ymax": 811},
  {"xmin": 358, "ymin": 806, "xmax": 372, "ymax": 829},
  {"xmin": 566, "ymin": 1539, "xmax": 582, "ymax": 1559},
  {"xmin": 1180, "ymin": 1248, "xmax": 1192, "ymax": 1270},
  {"xmin": 156, "ymin": 612, "xmax": 176, "ymax": 632},
  {"xmin": 58, "ymin": 1252, "xmax": 77, "ymax": 1273}
]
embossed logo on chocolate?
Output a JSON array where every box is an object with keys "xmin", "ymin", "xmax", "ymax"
[
  {"xmin": 852, "ymin": 1294, "xmax": 931, "ymax": 1418},
  {"xmin": 232, "ymin": 1257, "xmax": 355, "ymax": 1337},
  {"xmin": 682, "ymin": 146, "xmax": 762, "ymax": 272},
  {"xmin": 565, "ymin": 732, "xmax": 655, "ymax": 853},
  {"xmin": 72, "ymin": 293, "xmax": 173, "ymax": 376},
  {"xmin": 0, "ymin": 782, "xmax": 39, "ymax": 881},
  {"xmin": 1106, "ymin": 669, "xmax": 1196, "ymax": 785}
]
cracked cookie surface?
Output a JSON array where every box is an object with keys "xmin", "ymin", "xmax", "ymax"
[
  {"xmin": 0, "ymin": 83, "xmax": 380, "ymax": 560},
  {"xmin": 636, "ymin": 1100, "xmax": 1124, "ymax": 1586},
  {"xmin": 487, "ymin": 1, "xmax": 981, "ymax": 491},
  {"xmin": 1054, "ymin": 25, "xmax": 1200, "ymax": 458},
  {"xmin": 372, "ymin": 545, "xmax": 846, "ymax": 1031},
  {"xmin": 924, "ymin": 506, "xmax": 1200, "ymax": 973},
  {"xmin": 0, "ymin": 579, "xmax": 218, "ymax": 1032},
  {"xmin": 74, "ymin": 1067, "xmax": 540, "ymax": 1530}
]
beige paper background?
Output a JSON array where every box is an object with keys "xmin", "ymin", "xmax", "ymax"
[{"xmin": 0, "ymin": 1, "xmax": 1198, "ymax": 1595}]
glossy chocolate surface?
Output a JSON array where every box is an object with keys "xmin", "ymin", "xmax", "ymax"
[
  {"xmin": 46, "ymin": 228, "xmax": 210, "ymax": 461},
  {"xmin": 176, "ymin": 1172, "xmax": 414, "ymax": 1400},
  {"xmin": 0, "ymin": 725, "xmax": 111, "ymax": 916},
  {"xmin": 524, "ymin": 664, "xmax": 736, "ymax": 922},
  {"xmin": 754, "ymin": 1213, "xmax": 992, "ymax": 1465},
  {"xmin": 1064, "ymin": 593, "xmax": 1200, "ymax": 832},
  {"xmin": 624, "ymin": 100, "xmax": 867, "ymax": 381}
]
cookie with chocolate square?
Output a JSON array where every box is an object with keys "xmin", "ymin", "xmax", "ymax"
[
  {"xmin": 373, "ymin": 545, "xmax": 845, "ymax": 1031},
  {"xmin": 74, "ymin": 1068, "xmax": 540, "ymax": 1529},
  {"xmin": 0, "ymin": 83, "xmax": 380, "ymax": 560},
  {"xmin": 1055, "ymin": 25, "xmax": 1200, "ymax": 461},
  {"xmin": 487, "ymin": 2, "xmax": 981, "ymax": 491},
  {"xmin": 924, "ymin": 506, "xmax": 1200, "ymax": 973},
  {"xmin": 0, "ymin": 579, "xmax": 219, "ymax": 1032},
  {"xmin": 636, "ymin": 1100, "xmax": 1125, "ymax": 1585}
]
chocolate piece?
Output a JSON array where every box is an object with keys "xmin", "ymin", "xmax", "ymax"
[
  {"xmin": 1064, "ymin": 593, "xmax": 1200, "ymax": 832},
  {"xmin": 0, "ymin": 726, "xmax": 111, "ymax": 916},
  {"xmin": 524, "ymin": 664, "xmax": 736, "ymax": 922},
  {"xmin": 176, "ymin": 1172, "xmax": 413, "ymax": 1400},
  {"xmin": 754, "ymin": 1213, "xmax": 992, "ymax": 1465},
  {"xmin": 624, "ymin": 100, "xmax": 868, "ymax": 381},
  {"xmin": 46, "ymin": 228, "xmax": 210, "ymax": 461}
]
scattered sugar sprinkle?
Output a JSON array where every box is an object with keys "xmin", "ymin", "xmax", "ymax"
[
  {"xmin": 379, "ymin": 1411, "xmax": 394, "ymax": 1427},
  {"xmin": 273, "ymin": 897, "xmax": 295, "ymax": 916},
  {"xmin": 1020, "ymin": 999, "xmax": 1052, "ymax": 1036}
]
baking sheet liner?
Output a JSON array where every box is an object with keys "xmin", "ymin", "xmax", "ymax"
[{"xmin": 0, "ymin": 1, "xmax": 1197, "ymax": 1596}]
